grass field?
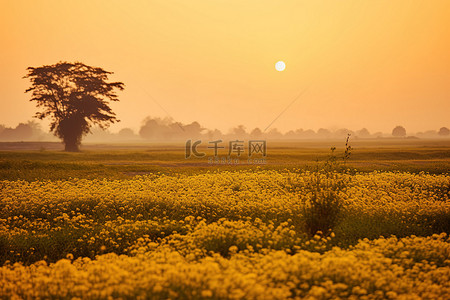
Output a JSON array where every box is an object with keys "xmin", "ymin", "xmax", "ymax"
[
  {"xmin": 0, "ymin": 139, "xmax": 449, "ymax": 299},
  {"xmin": 1, "ymin": 139, "xmax": 449, "ymax": 181}
]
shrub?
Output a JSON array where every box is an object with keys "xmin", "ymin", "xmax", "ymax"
[
  {"xmin": 303, "ymin": 135, "xmax": 351, "ymax": 236},
  {"xmin": 303, "ymin": 172, "xmax": 344, "ymax": 236}
]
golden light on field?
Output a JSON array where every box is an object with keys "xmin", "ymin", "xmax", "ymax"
[
  {"xmin": 1, "ymin": 1, "xmax": 449, "ymax": 297},
  {"xmin": 1, "ymin": 168, "xmax": 449, "ymax": 298}
]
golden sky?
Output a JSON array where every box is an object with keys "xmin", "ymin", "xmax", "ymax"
[{"xmin": 1, "ymin": 0, "xmax": 449, "ymax": 134}]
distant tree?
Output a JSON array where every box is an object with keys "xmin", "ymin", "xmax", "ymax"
[
  {"xmin": 139, "ymin": 117, "xmax": 170, "ymax": 140},
  {"xmin": 250, "ymin": 128, "xmax": 263, "ymax": 138},
  {"xmin": 169, "ymin": 122, "xmax": 185, "ymax": 139},
  {"xmin": 24, "ymin": 61, "xmax": 124, "ymax": 151},
  {"xmin": 266, "ymin": 128, "xmax": 283, "ymax": 139},
  {"xmin": 334, "ymin": 128, "xmax": 354, "ymax": 139},
  {"xmin": 184, "ymin": 121, "xmax": 203, "ymax": 138},
  {"xmin": 139, "ymin": 116, "xmax": 195, "ymax": 140},
  {"xmin": 438, "ymin": 127, "xmax": 450, "ymax": 136},
  {"xmin": 84, "ymin": 127, "xmax": 115, "ymax": 142},
  {"xmin": 356, "ymin": 128, "xmax": 370, "ymax": 137},
  {"xmin": 423, "ymin": 130, "xmax": 438, "ymax": 137},
  {"xmin": 284, "ymin": 130, "xmax": 297, "ymax": 139},
  {"xmin": 26, "ymin": 120, "xmax": 43, "ymax": 137},
  {"xmin": 392, "ymin": 125, "xmax": 406, "ymax": 137},
  {"xmin": 118, "ymin": 128, "xmax": 136, "ymax": 138},
  {"xmin": 373, "ymin": 132, "xmax": 383, "ymax": 138},
  {"xmin": 206, "ymin": 129, "xmax": 222, "ymax": 140},
  {"xmin": 0, "ymin": 123, "xmax": 33, "ymax": 140},
  {"xmin": 317, "ymin": 128, "xmax": 331, "ymax": 137},
  {"xmin": 230, "ymin": 125, "xmax": 247, "ymax": 138},
  {"xmin": 14, "ymin": 123, "xmax": 33, "ymax": 139},
  {"xmin": 301, "ymin": 129, "xmax": 316, "ymax": 138}
]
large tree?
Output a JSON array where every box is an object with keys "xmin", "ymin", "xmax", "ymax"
[
  {"xmin": 392, "ymin": 125, "xmax": 406, "ymax": 137},
  {"xmin": 25, "ymin": 62, "xmax": 124, "ymax": 151},
  {"xmin": 438, "ymin": 127, "xmax": 450, "ymax": 137}
]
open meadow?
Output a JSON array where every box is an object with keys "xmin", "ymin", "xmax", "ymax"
[{"xmin": 0, "ymin": 139, "xmax": 449, "ymax": 299}]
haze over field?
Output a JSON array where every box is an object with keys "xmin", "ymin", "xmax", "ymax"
[
  {"xmin": 1, "ymin": 0, "xmax": 449, "ymax": 136},
  {"xmin": 0, "ymin": 117, "xmax": 449, "ymax": 143},
  {"xmin": 1, "ymin": 2, "xmax": 450, "ymax": 298}
]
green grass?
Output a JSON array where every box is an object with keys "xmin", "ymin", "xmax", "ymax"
[{"xmin": 1, "ymin": 139, "xmax": 449, "ymax": 181}]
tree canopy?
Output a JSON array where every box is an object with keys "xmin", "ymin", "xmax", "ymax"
[
  {"xmin": 438, "ymin": 127, "xmax": 450, "ymax": 136},
  {"xmin": 24, "ymin": 62, "xmax": 124, "ymax": 151},
  {"xmin": 392, "ymin": 125, "xmax": 406, "ymax": 137}
]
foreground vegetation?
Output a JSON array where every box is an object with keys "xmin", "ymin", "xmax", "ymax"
[
  {"xmin": 2, "ymin": 234, "xmax": 449, "ymax": 299},
  {"xmin": 0, "ymin": 164, "xmax": 449, "ymax": 298}
]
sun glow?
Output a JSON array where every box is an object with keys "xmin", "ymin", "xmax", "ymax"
[{"xmin": 275, "ymin": 61, "xmax": 286, "ymax": 71}]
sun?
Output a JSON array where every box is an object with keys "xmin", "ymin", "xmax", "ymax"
[{"xmin": 275, "ymin": 61, "xmax": 286, "ymax": 71}]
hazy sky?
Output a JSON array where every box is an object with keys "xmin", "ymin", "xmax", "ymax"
[{"xmin": 1, "ymin": 0, "xmax": 449, "ymax": 134}]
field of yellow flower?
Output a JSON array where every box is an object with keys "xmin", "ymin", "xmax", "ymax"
[{"xmin": 1, "ymin": 169, "xmax": 449, "ymax": 299}]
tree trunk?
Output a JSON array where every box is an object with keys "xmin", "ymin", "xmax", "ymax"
[
  {"xmin": 59, "ymin": 115, "xmax": 84, "ymax": 152},
  {"xmin": 64, "ymin": 139, "xmax": 80, "ymax": 152}
]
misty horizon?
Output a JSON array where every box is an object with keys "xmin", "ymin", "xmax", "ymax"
[{"xmin": 1, "ymin": 117, "xmax": 449, "ymax": 143}]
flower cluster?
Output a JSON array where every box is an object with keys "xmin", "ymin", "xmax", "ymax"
[
  {"xmin": 0, "ymin": 170, "xmax": 449, "ymax": 298},
  {"xmin": 1, "ymin": 234, "xmax": 449, "ymax": 299}
]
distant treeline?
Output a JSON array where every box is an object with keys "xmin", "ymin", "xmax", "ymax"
[
  {"xmin": 1, "ymin": 117, "xmax": 449, "ymax": 142},
  {"xmin": 0, "ymin": 121, "xmax": 54, "ymax": 141}
]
